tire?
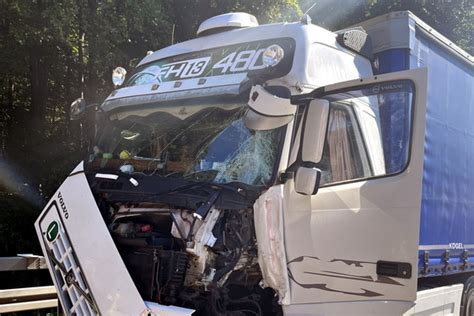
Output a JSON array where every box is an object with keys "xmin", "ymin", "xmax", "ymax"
[{"xmin": 461, "ymin": 276, "xmax": 474, "ymax": 316}]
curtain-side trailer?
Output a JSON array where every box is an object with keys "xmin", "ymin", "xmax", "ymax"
[
  {"xmin": 356, "ymin": 11, "xmax": 474, "ymax": 315},
  {"xmin": 35, "ymin": 11, "xmax": 473, "ymax": 316}
]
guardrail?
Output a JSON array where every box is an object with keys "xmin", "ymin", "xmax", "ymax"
[
  {"xmin": 0, "ymin": 254, "xmax": 47, "ymax": 272},
  {"xmin": 0, "ymin": 255, "xmax": 60, "ymax": 313},
  {"xmin": 0, "ymin": 286, "xmax": 58, "ymax": 313}
]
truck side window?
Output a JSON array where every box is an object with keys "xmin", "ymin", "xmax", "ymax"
[
  {"xmin": 319, "ymin": 104, "xmax": 371, "ymax": 184},
  {"xmin": 317, "ymin": 81, "xmax": 414, "ymax": 186}
]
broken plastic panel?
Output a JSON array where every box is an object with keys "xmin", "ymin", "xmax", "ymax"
[{"xmin": 244, "ymin": 85, "xmax": 296, "ymax": 131}]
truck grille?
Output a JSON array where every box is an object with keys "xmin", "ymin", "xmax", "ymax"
[{"xmin": 40, "ymin": 203, "xmax": 99, "ymax": 315}]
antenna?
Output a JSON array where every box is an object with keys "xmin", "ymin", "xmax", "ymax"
[
  {"xmin": 302, "ymin": 1, "xmax": 318, "ymax": 17},
  {"xmin": 171, "ymin": 24, "xmax": 175, "ymax": 45}
]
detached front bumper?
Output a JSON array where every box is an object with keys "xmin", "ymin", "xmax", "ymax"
[{"xmin": 35, "ymin": 162, "xmax": 194, "ymax": 316}]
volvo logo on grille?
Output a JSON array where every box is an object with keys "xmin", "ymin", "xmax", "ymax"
[
  {"xmin": 57, "ymin": 191, "xmax": 69, "ymax": 219},
  {"xmin": 46, "ymin": 221, "xmax": 60, "ymax": 242}
]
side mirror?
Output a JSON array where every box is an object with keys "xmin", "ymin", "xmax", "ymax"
[
  {"xmin": 70, "ymin": 98, "xmax": 86, "ymax": 120},
  {"xmin": 243, "ymin": 85, "xmax": 296, "ymax": 130},
  {"xmin": 288, "ymin": 98, "xmax": 329, "ymax": 196},
  {"xmin": 301, "ymin": 99, "xmax": 329, "ymax": 163},
  {"xmin": 294, "ymin": 166, "xmax": 322, "ymax": 195}
]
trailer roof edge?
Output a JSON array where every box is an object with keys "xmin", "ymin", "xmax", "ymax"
[{"xmin": 352, "ymin": 11, "xmax": 473, "ymax": 67}]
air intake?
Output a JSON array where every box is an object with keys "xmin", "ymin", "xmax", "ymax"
[{"xmin": 197, "ymin": 12, "xmax": 258, "ymax": 37}]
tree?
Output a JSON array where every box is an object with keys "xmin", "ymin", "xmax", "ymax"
[{"xmin": 168, "ymin": 0, "xmax": 301, "ymax": 42}]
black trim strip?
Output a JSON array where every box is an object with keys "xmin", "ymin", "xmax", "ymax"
[
  {"xmin": 247, "ymin": 105, "xmax": 295, "ymax": 119},
  {"xmin": 287, "ymin": 268, "xmax": 383, "ymax": 298},
  {"xmin": 68, "ymin": 170, "xmax": 85, "ymax": 177},
  {"xmin": 304, "ymin": 271, "xmax": 403, "ymax": 286},
  {"xmin": 290, "ymin": 86, "xmax": 325, "ymax": 104}
]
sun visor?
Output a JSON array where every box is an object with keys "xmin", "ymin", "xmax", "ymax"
[
  {"xmin": 243, "ymin": 85, "xmax": 296, "ymax": 130},
  {"xmin": 243, "ymin": 108, "xmax": 293, "ymax": 130},
  {"xmin": 100, "ymin": 84, "xmax": 242, "ymax": 112}
]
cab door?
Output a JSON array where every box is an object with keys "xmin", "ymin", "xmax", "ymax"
[{"xmin": 283, "ymin": 69, "xmax": 427, "ymax": 310}]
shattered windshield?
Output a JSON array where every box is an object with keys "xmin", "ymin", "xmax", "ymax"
[{"xmin": 90, "ymin": 97, "xmax": 284, "ymax": 186}]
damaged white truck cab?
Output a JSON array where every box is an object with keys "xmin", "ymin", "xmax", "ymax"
[{"xmin": 36, "ymin": 11, "xmax": 474, "ymax": 316}]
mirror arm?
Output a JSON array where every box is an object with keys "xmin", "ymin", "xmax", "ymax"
[
  {"xmin": 290, "ymin": 86, "xmax": 325, "ymax": 105},
  {"xmin": 279, "ymin": 160, "xmax": 319, "ymax": 184},
  {"xmin": 278, "ymin": 170, "xmax": 295, "ymax": 184},
  {"xmin": 247, "ymin": 66, "xmax": 281, "ymax": 83}
]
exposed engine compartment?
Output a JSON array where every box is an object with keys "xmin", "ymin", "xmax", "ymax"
[{"xmin": 89, "ymin": 172, "xmax": 282, "ymax": 315}]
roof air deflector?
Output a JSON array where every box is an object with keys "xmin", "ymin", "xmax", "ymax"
[{"xmin": 197, "ymin": 12, "xmax": 259, "ymax": 37}]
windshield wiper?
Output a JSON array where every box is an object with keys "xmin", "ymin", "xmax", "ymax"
[
  {"xmin": 158, "ymin": 180, "xmax": 262, "ymax": 210},
  {"xmin": 160, "ymin": 179, "xmax": 244, "ymax": 196},
  {"xmin": 193, "ymin": 190, "xmax": 220, "ymax": 220},
  {"xmin": 183, "ymin": 169, "xmax": 219, "ymax": 182},
  {"xmin": 89, "ymin": 169, "xmax": 262, "ymax": 210}
]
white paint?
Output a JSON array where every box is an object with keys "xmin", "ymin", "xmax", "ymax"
[
  {"xmin": 308, "ymin": 43, "xmax": 373, "ymax": 86},
  {"xmin": 284, "ymin": 69, "xmax": 428, "ymax": 308},
  {"xmin": 95, "ymin": 173, "xmax": 119, "ymax": 180},
  {"xmin": 403, "ymin": 284, "xmax": 463, "ymax": 316},
  {"xmin": 247, "ymin": 85, "xmax": 295, "ymax": 116},
  {"xmin": 197, "ymin": 12, "xmax": 258, "ymax": 36},
  {"xmin": 301, "ymin": 99, "xmax": 329, "ymax": 163},
  {"xmin": 145, "ymin": 301, "xmax": 195, "ymax": 316},
  {"xmin": 253, "ymin": 185, "xmax": 291, "ymax": 305},
  {"xmin": 129, "ymin": 177, "xmax": 139, "ymax": 187},
  {"xmin": 284, "ymin": 300, "xmax": 414, "ymax": 315}
]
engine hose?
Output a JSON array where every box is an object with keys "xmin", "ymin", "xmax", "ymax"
[{"xmin": 213, "ymin": 249, "xmax": 242, "ymax": 283}]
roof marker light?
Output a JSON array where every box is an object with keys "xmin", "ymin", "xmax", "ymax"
[{"xmin": 112, "ymin": 67, "xmax": 127, "ymax": 87}]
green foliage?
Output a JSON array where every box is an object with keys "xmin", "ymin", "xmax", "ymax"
[
  {"xmin": 0, "ymin": 193, "xmax": 40, "ymax": 255},
  {"xmin": 166, "ymin": 0, "xmax": 301, "ymax": 41}
]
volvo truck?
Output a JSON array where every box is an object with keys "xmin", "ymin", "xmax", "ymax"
[{"xmin": 35, "ymin": 11, "xmax": 474, "ymax": 316}]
